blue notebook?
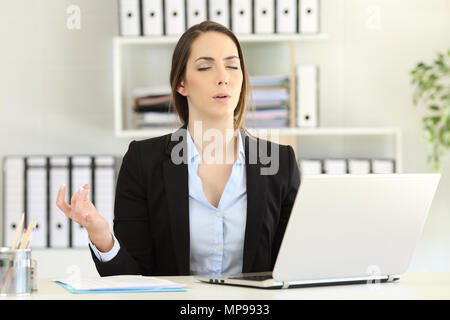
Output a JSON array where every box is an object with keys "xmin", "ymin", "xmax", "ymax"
[
  {"xmin": 54, "ymin": 275, "xmax": 187, "ymax": 294},
  {"xmin": 56, "ymin": 281, "xmax": 187, "ymax": 294}
]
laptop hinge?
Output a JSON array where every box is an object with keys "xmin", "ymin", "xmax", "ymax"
[
  {"xmin": 387, "ymin": 275, "xmax": 397, "ymax": 282},
  {"xmin": 282, "ymin": 282, "xmax": 290, "ymax": 289}
]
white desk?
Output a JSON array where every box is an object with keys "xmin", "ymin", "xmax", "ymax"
[{"xmin": 1, "ymin": 272, "xmax": 450, "ymax": 300}]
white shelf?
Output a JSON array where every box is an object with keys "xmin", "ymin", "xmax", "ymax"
[
  {"xmin": 114, "ymin": 33, "xmax": 329, "ymax": 45},
  {"xmin": 115, "ymin": 127, "xmax": 401, "ymax": 138},
  {"xmin": 112, "ymin": 31, "xmax": 402, "ymax": 172}
]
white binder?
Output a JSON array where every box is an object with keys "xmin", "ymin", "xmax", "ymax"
[
  {"xmin": 26, "ymin": 157, "xmax": 48, "ymax": 248},
  {"xmin": 276, "ymin": 0, "xmax": 296, "ymax": 33},
  {"xmin": 371, "ymin": 159, "xmax": 395, "ymax": 174},
  {"xmin": 142, "ymin": 0, "xmax": 163, "ymax": 36},
  {"xmin": 296, "ymin": 65, "xmax": 319, "ymax": 128},
  {"xmin": 165, "ymin": 0, "xmax": 186, "ymax": 36},
  {"xmin": 49, "ymin": 156, "xmax": 70, "ymax": 248},
  {"xmin": 94, "ymin": 156, "xmax": 116, "ymax": 234},
  {"xmin": 119, "ymin": 0, "xmax": 141, "ymax": 36},
  {"xmin": 254, "ymin": 0, "xmax": 274, "ymax": 34},
  {"xmin": 231, "ymin": 0, "xmax": 252, "ymax": 34},
  {"xmin": 186, "ymin": 0, "xmax": 207, "ymax": 29},
  {"xmin": 208, "ymin": 0, "xmax": 230, "ymax": 28},
  {"xmin": 3, "ymin": 157, "xmax": 25, "ymax": 247},
  {"xmin": 348, "ymin": 159, "xmax": 371, "ymax": 175},
  {"xmin": 300, "ymin": 159, "xmax": 322, "ymax": 175},
  {"xmin": 71, "ymin": 156, "xmax": 92, "ymax": 248},
  {"xmin": 299, "ymin": 0, "xmax": 320, "ymax": 34},
  {"xmin": 323, "ymin": 159, "xmax": 347, "ymax": 175}
]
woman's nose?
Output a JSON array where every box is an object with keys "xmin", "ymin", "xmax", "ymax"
[{"xmin": 217, "ymin": 67, "xmax": 230, "ymax": 85}]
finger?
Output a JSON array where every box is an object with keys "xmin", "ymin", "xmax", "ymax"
[
  {"xmin": 81, "ymin": 186, "xmax": 89, "ymax": 201},
  {"xmin": 71, "ymin": 187, "xmax": 82, "ymax": 209},
  {"xmin": 56, "ymin": 185, "xmax": 71, "ymax": 215}
]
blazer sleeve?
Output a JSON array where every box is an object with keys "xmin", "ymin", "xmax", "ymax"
[
  {"xmin": 271, "ymin": 145, "xmax": 301, "ymax": 269},
  {"xmin": 89, "ymin": 140, "xmax": 152, "ymax": 276}
]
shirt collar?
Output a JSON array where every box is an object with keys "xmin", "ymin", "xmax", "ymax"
[{"xmin": 186, "ymin": 126, "xmax": 245, "ymax": 166}]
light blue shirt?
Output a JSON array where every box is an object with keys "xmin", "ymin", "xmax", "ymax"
[{"xmin": 89, "ymin": 127, "xmax": 247, "ymax": 276}]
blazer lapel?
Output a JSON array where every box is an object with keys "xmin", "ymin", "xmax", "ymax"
[
  {"xmin": 241, "ymin": 129, "xmax": 268, "ymax": 273},
  {"xmin": 162, "ymin": 124, "xmax": 190, "ymax": 275}
]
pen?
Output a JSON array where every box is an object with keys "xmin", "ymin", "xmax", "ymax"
[
  {"xmin": 19, "ymin": 221, "xmax": 37, "ymax": 250},
  {"xmin": 11, "ymin": 213, "xmax": 24, "ymax": 250}
]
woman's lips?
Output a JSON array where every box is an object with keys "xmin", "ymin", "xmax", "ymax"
[{"xmin": 213, "ymin": 96, "xmax": 231, "ymax": 103}]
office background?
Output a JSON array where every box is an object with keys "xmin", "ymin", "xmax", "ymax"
[{"xmin": 0, "ymin": 0, "xmax": 449, "ymax": 278}]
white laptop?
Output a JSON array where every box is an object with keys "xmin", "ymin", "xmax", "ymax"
[{"xmin": 196, "ymin": 174, "xmax": 441, "ymax": 289}]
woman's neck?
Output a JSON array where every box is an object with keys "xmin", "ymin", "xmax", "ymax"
[{"xmin": 187, "ymin": 119, "xmax": 238, "ymax": 165}]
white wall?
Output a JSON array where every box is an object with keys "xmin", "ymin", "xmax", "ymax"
[{"xmin": 0, "ymin": 0, "xmax": 449, "ymax": 278}]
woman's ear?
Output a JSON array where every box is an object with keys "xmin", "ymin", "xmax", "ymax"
[{"xmin": 176, "ymin": 80, "xmax": 187, "ymax": 96}]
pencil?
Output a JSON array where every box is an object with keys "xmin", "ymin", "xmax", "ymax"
[
  {"xmin": 11, "ymin": 213, "xmax": 25, "ymax": 250},
  {"xmin": 19, "ymin": 221, "xmax": 37, "ymax": 250}
]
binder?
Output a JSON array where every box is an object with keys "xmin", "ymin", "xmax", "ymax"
[
  {"xmin": 142, "ymin": 0, "xmax": 163, "ymax": 36},
  {"xmin": 208, "ymin": 0, "xmax": 230, "ymax": 28},
  {"xmin": 323, "ymin": 159, "xmax": 347, "ymax": 175},
  {"xmin": 165, "ymin": 0, "xmax": 186, "ymax": 36},
  {"xmin": 26, "ymin": 157, "xmax": 48, "ymax": 248},
  {"xmin": 296, "ymin": 65, "xmax": 319, "ymax": 128},
  {"xmin": 119, "ymin": 0, "xmax": 141, "ymax": 36},
  {"xmin": 3, "ymin": 154, "xmax": 118, "ymax": 249},
  {"xmin": 254, "ymin": 0, "xmax": 275, "ymax": 34},
  {"xmin": 186, "ymin": 0, "xmax": 207, "ymax": 29},
  {"xmin": 231, "ymin": 0, "xmax": 252, "ymax": 34},
  {"xmin": 276, "ymin": 0, "xmax": 297, "ymax": 33},
  {"xmin": 371, "ymin": 159, "xmax": 395, "ymax": 174},
  {"xmin": 299, "ymin": 0, "xmax": 320, "ymax": 34},
  {"xmin": 300, "ymin": 159, "xmax": 322, "ymax": 175},
  {"xmin": 70, "ymin": 156, "xmax": 92, "ymax": 248},
  {"xmin": 3, "ymin": 157, "xmax": 25, "ymax": 247},
  {"xmin": 94, "ymin": 156, "xmax": 116, "ymax": 234},
  {"xmin": 49, "ymin": 156, "xmax": 70, "ymax": 248},
  {"xmin": 348, "ymin": 159, "xmax": 371, "ymax": 175}
]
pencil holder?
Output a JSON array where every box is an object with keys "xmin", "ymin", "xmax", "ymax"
[{"xmin": 0, "ymin": 247, "xmax": 32, "ymax": 295}]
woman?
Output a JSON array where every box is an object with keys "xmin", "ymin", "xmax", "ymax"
[{"xmin": 56, "ymin": 21, "xmax": 300, "ymax": 276}]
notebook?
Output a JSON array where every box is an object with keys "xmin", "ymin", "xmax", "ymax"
[{"xmin": 55, "ymin": 275, "xmax": 186, "ymax": 294}]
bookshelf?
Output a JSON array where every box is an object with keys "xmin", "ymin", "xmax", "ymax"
[
  {"xmin": 112, "ymin": 33, "xmax": 401, "ymax": 172},
  {"xmin": 113, "ymin": 33, "xmax": 329, "ymax": 138}
]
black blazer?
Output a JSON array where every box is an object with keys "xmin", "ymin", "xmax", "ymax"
[{"xmin": 90, "ymin": 124, "xmax": 301, "ymax": 276}]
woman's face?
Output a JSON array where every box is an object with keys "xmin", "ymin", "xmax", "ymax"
[{"xmin": 177, "ymin": 31, "xmax": 243, "ymax": 124}]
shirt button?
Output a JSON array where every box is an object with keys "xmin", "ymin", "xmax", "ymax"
[
  {"xmin": 216, "ymin": 212, "xmax": 222, "ymax": 217},
  {"xmin": 216, "ymin": 244, "xmax": 222, "ymax": 250}
]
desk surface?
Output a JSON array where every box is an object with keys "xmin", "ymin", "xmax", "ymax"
[{"xmin": 2, "ymin": 273, "xmax": 450, "ymax": 300}]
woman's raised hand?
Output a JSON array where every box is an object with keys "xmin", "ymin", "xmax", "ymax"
[{"xmin": 56, "ymin": 184, "xmax": 113, "ymax": 252}]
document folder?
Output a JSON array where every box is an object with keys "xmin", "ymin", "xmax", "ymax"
[
  {"xmin": 254, "ymin": 0, "xmax": 275, "ymax": 34},
  {"xmin": 231, "ymin": 0, "xmax": 252, "ymax": 34},
  {"xmin": 142, "ymin": 0, "xmax": 163, "ymax": 36},
  {"xmin": 3, "ymin": 157, "xmax": 25, "ymax": 247},
  {"xmin": 70, "ymin": 156, "xmax": 92, "ymax": 248},
  {"xmin": 119, "ymin": 0, "xmax": 141, "ymax": 36},
  {"xmin": 208, "ymin": 0, "xmax": 230, "ymax": 28},
  {"xmin": 49, "ymin": 156, "xmax": 70, "ymax": 248},
  {"xmin": 26, "ymin": 157, "xmax": 48, "ymax": 248}
]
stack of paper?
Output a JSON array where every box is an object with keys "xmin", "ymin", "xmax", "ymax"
[
  {"xmin": 55, "ymin": 275, "xmax": 186, "ymax": 294},
  {"xmin": 246, "ymin": 75, "xmax": 290, "ymax": 128},
  {"xmin": 132, "ymin": 85, "xmax": 182, "ymax": 129}
]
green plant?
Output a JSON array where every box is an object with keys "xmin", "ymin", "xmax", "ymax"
[{"xmin": 410, "ymin": 49, "xmax": 450, "ymax": 171}]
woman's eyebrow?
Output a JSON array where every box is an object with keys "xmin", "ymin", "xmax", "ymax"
[{"xmin": 194, "ymin": 55, "xmax": 239, "ymax": 62}]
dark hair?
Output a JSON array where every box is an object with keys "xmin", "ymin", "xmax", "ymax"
[{"xmin": 169, "ymin": 21, "xmax": 253, "ymax": 130}]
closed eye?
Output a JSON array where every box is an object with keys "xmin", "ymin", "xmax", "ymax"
[{"xmin": 197, "ymin": 66, "xmax": 239, "ymax": 71}]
